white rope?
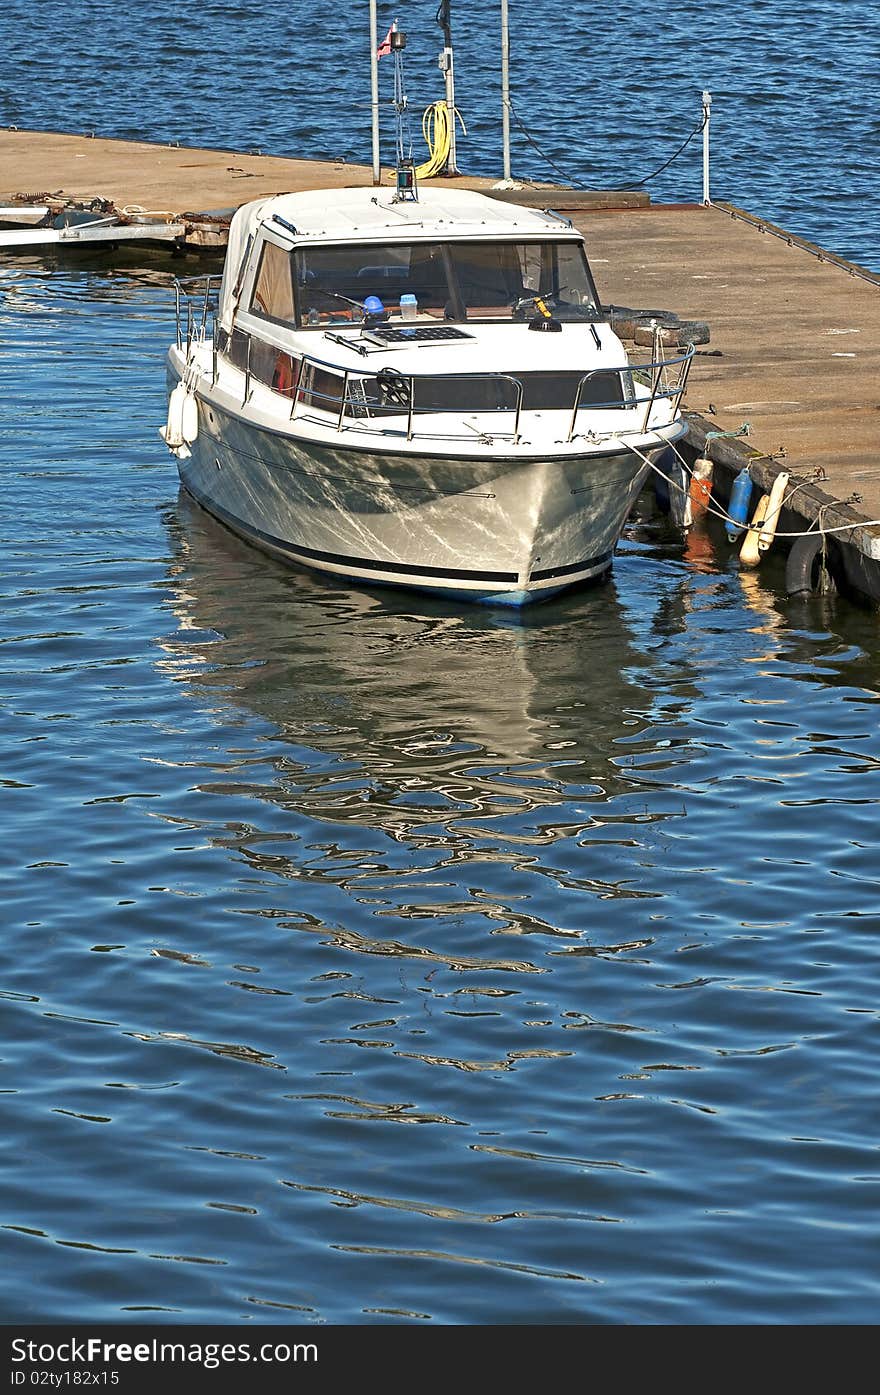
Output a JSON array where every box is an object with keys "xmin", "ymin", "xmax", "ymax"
[
  {"xmin": 182, "ymin": 349, "xmax": 203, "ymax": 392},
  {"xmin": 121, "ymin": 204, "xmax": 177, "ymax": 219},
  {"xmin": 604, "ymin": 429, "xmax": 880, "ymax": 539}
]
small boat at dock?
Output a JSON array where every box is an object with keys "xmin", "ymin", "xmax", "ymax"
[{"xmin": 162, "ymin": 186, "xmax": 693, "ymax": 605}]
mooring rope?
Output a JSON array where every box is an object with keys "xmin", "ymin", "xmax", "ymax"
[{"xmin": 596, "ymin": 430, "xmax": 880, "ymax": 540}]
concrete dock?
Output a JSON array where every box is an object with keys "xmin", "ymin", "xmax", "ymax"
[
  {"xmin": 2, "ymin": 129, "xmax": 879, "ymax": 602},
  {"xmin": 0, "ymin": 129, "xmax": 647, "ymax": 235},
  {"xmin": 574, "ymin": 203, "xmax": 880, "ymax": 599}
]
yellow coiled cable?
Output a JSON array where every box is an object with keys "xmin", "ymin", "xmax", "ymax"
[{"xmin": 414, "ymin": 101, "xmax": 467, "ymax": 179}]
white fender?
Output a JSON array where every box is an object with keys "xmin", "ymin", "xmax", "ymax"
[
  {"xmin": 181, "ymin": 389, "xmax": 199, "ymax": 444},
  {"xmin": 163, "ymin": 381, "xmax": 188, "ymax": 448},
  {"xmin": 758, "ymin": 471, "xmax": 790, "ymax": 554},
  {"xmin": 669, "ymin": 461, "xmax": 692, "ymax": 529},
  {"xmin": 740, "ymin": 493, "xmax": 770, "ymax": 568}
]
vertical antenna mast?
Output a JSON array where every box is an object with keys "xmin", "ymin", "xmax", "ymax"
[{"xmin": 391, "ymin": 23, "xmax": 418, "ymax": 200}]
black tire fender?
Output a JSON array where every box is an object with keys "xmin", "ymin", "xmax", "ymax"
[{"xmin": 785, "ymin": 532, "xmax": 825, "ymax": 597}]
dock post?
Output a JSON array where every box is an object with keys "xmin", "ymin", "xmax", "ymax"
[
  {"xmin": 370, "ymin": 0, "xmax": 381, "ymax": 184},
  {"xmin": 438, "ymin": 2, "xmax": 458, "ymax": 175},
  {"xmin": 702, "ymin": 90, "xmax": 712, "ymax": 205},
  {"xmin": 501, "ymin": 0, "xmax": 511, "ymax": 181}
]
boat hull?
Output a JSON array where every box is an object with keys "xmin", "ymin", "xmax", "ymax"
[{"xmin": 174, "ymin": 390, "xmax": 678, "ymax": 606}]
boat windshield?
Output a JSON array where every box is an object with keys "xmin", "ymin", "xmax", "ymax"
[{"xmin": 286, "ymin": 239, "xmax": 600, "ymax": 326}]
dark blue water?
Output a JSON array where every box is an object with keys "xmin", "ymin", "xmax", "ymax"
[
  {"xmin": 1, "ymin": 0, "xmax": 878, "ymax": 270},
  {"xmin": 2, "ymin": 2, "xmax": 880, "ymax": 1327}
]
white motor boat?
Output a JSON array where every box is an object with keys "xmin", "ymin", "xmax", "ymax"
[{"xmin": 162, "ymin": 186, "xmax": 693, "ymax": 606}]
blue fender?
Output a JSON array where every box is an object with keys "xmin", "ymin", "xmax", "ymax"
[{"xmin": 726, "ymin": 467, "xmax": 753, "ymax": 542}]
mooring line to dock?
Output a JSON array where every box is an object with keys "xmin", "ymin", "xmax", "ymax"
[{"xmin": 617, "ymin": 432, "xmax": 880, "ymax": 543}]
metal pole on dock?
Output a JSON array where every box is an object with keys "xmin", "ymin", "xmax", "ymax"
[
  {"xmin": 437, "ymin": 2, "xmax": 458, "ymax": 174},
  {"xmin": 501, "ymin": 0, "xmax": 511, "ymax": 180},
  {"xmin": 370, "ymin": 0, "xmax": 381, "ymax": 184},
  {"xmin": 702, "ymin": 90, "xmax": 712, "ymax": 205}
]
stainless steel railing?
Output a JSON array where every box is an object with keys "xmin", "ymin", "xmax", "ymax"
[
  {"xmin": 286, "ymin": 345, "xmax": 693, "ymax": 443},
  {"xmin": 172, "ymin": 277, "xmax": 695, "ymax": 444},
  {"xmin": 173, "ymin": 275, "xmax": 221, "ymax": 351},
  {"xmin": 289, "ymin": 351, "xmax": 526, "ymax": 442},
  {"xmin": 565, "ymin": 347, "xmax": 695, "ymax": 440}
]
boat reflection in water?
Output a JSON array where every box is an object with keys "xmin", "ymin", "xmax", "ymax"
[
  {"xmin": 161, "ymin": 488, "xmax": 688, "ymax": 809},
  {"xmin": 157, "ymin": 490, "xmax": 708, "ymax": 963}
]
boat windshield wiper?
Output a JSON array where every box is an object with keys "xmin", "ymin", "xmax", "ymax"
[
  {"xmin": 312, "ymin": 289, "xmax": 366, "ymax": 316},
  {"xmin": 512, "ymin": 290, "xmax": 601, "ymax": 322}
]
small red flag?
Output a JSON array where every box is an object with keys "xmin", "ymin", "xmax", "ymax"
[{"xmin": 377, "ymin": 25, "xmax": 393, "ymax": 58}]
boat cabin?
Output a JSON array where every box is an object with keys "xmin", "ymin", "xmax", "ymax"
[{"xmin": 211, "ymin": 188, "xmax": 635, "ymax": 420}]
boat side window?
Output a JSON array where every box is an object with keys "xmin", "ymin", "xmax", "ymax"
[
  {"xmin": 521, "ymin": 370, "xmax": 625, "ymax": 409},
  {"xmin": 226, "ymin": 327, "xmax": 264, "ymax": 377},
  {"xmin": 226, "ymin": 334, "xmax": 356, "ymax": 411},
  {"xmin": 298, "ymin": 365, "xmax": 344, "ymax": 411},
  {"xmin": 374, "ymin": 371, "xmax": 626, "ymax": 414},
  {"xmin": 221, "ymin": 324, "xmax": 302, "ymax": 398},
  {"xmin": 249, "ymin": 240, "xmax": 296, "ymax": 326},
  {"xmin": 225, "ymin": 327, "xmax": 252, "ymax": 371},
  {"xmin": 352, "ymin": 369, "xmax": 627, "ymax": 415},
  {"xmin": 270, "ymin": 351, "xmax": 301, "ymax": 397}
]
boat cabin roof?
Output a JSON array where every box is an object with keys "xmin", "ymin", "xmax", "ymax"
[{"xmin": 230, "ymin": 186, "xmax": 575, "ymax": 245}]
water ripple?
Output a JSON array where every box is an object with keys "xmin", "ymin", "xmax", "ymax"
[{"xmin": 2, "ymin": 160, "xmax": 880, "ymax": 1323}]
